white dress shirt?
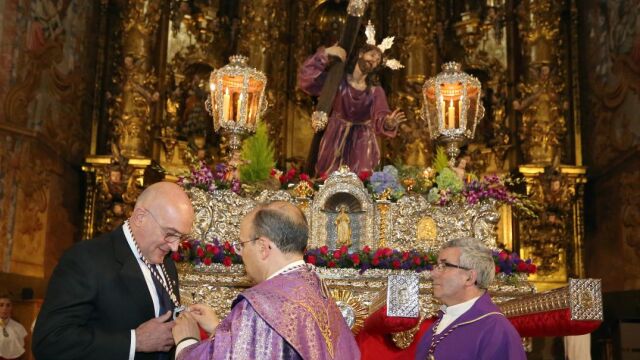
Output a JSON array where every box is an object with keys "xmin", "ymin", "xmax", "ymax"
[
  {"xmin": 435, "ymin": 295, "xmax": 481, "ymax": 334},
  {"xmin": 123, "ymin": 222, "xmax": 167, "ymax": 360}
]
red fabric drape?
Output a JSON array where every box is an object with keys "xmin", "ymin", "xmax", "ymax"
[{"xmin": 355, "ymin": 307, "xmax": 601, "ymax": 359}]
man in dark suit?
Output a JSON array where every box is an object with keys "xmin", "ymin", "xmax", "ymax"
[{"xmin": 33, "ymin": 182, "xmax": 195, "ymax": 360}]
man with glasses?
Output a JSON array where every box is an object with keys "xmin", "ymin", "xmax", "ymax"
[
  {"xmin": 33, "ymin": 182, "xmax": 194, "ymax": 360},
  {"xmin": 415, "ymin": 238, "xmax": 526, "ymax": 360},
  {"xmin": 172, "ymin": 201, "xmax": 360, "ymax": 360}
]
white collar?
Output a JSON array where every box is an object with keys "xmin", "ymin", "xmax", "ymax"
[
  {"xmin": 266, "ymin": 259, "xmax": 306, "ymax": 280},
  {"xmin": 440, "ymin": 295, "xmax": 481, "ymax": 317}
]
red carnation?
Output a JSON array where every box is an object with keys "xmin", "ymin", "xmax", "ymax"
[
  {"xmin": 171, "ymin": 252, "xmax": 181, "ymax": 262},
  {"xmin": 363, "ymin": 246, "xmax": 371, "ymax": 254},
  {"xmin": 181, "ymin": 240, "xmax": 192, "ymax": 249},
  {"xmin": 205, "ymin": 244, "xmax": 215, "ymax": 254},
  {"xmin": 413, "ymin": 256, "xmax": 421, "ymax": 265},
  {"xmin": 498, "ymin": 251, "xmax": 509, "ymax": 261},
  {"xmin": 300, "ymin": 173, "xmax": 310, "ymax": 181},
  {"xmin": 287, "ymin": 168, "xmax": 297, "ymax": 178},
  {"xmin": 279, "ymin": 175, "xmax": 286, "ymax": 183},
  {"xmin": 223, "ymin": 242, "xmax": 231, "ymax": 251},
  {"xmin": 333, "ymin": 250, "xmax": 342, "ymax": 259},
  {"xmin": 319, "ymin": 246, "xmax": 329, "ymax": 255},
  {"xmin": 383, "ymin": 248, "xmax": 393, "ymax": 257},
  {"xmin": 392, "ymin": 260, "xmax": 401, "ymax": 269},
  {"xmin": 270, "ymin": 168, "xmax": 277, "ymax": 176},
  {"xmin": 358, "ymin": 170, "xmax": 372, "ymax": 181},
  {"xmin": 307, "ymin": 255, "xmax": 317, "ymax": 265},
  {"xmin": 495, "ymin": 265, "xmax": 501, "ymax": 274},
  {"xmin": 402, "ymin": 251, "xmax": 410, "ymax": 261},
  {"xmin": 516, "ymin": 262, "xmax": 528, "ymax": 272},
  {"xmin": 222, "ymin": 256, "xmax": 232, "ymax": 267},
  {"xmin": 328, "ymin": 261, "xmax": 336, "ymax": 268},
  {"xmin": 372, "ymin": 258, "xmax": 380, "ymax": 266},
  {"xmin": 339, "ymin": 245, "xmax": 349, "ymax": 254},
  {"xmin": 351, "ymin": 254, "xmax": 361, "ymax": 265},
  {"xmin": 203, "ymin": 257, "xmax": 212, "ymax": 266},
  {"xmin": 212, "ymin": 246, "xmax": 221, "ymax": 255},
  {"xmin": 230, "ymin": 247, "xmax": 236, "ymax": 255},
  {"xmin": 196, "ymin": 247, "xmax": 205, "ymax": 258},
  {"xmin": 528, "ymin": 264, "xmax": 537, "ymax": 274}
]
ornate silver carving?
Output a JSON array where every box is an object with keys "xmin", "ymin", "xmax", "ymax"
[
  {"xmin": 387, "ymin": 274, "xmax": 420, "ymax": 318},
  {"xmin": 311, "ymin": 110, "xmax": 328, "ymax": 132},
  {"xmin": 187, "ymin": 188, "xmax": 294, "ymax": 242},
  {"xmin": 310, "ymin": 168, "xmax": 377, "ymax": 249},
  {"xmin": 569, "ymin": 278, "xmax": 603, "ymax": 321},
  {"xmin": 390, "ymin": 195, "xmax": 499, "ymax": 252},
  {"xmin": 178, "ymin": 264, "xmax": 535, "ymax": 327}
]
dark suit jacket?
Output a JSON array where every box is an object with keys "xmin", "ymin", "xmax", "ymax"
[{"xmin": 32, "ymin": 226, "xmax": 180, "ymax": 360}]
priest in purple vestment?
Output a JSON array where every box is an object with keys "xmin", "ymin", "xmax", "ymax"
[
  {"xmin": 415, "ymin": 238, "xmax": 526, "ymax": 360},
  {"xmin": 172, "ymin": 201, "xmax": 360, "ymax": 360},
  {"xmin": 298, "ymin": 42, "xmax": 406, "ymax": 176}
]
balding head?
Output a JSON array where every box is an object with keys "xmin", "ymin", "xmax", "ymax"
[
  {"xmin": 130, "ymin": 182, "xmax": 194, "ymax": 264},
  {"xmin": 248, "ymin": 201, "xmax": 308, "ymax": 254}
]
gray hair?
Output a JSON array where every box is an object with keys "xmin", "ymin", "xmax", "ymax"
[
  {"xmin": 251, "ymin": 203, "xmax": 308, "ymax": 254},
  {"xmin": 441, "ymin": 238, "xmax": 495, "ymax": 289}
]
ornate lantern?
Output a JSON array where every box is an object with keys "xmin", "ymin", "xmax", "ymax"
[
  {"xmin": 207, "ymin": 55, "xmax": 267, "ymax": 150},
  {"xmin": 422, "ymin": 62, "xmax": 484, "ymax": 164}
]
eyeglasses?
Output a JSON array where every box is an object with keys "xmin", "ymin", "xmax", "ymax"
[
  {"xmin": 145, "ymin": 209, "xmax": 190, "ymax": 243},
  {"xmin": 231, "ymin": 237, "xmax": 260, "ymax": 254},
  {"xmin": 433, "ymin": 261, "xmax": 471, "ymax": 272}
]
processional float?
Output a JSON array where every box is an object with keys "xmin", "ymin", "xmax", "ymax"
[{"xmin": 175, "ymin": 2, "xmax": 601, "ymax": 357}]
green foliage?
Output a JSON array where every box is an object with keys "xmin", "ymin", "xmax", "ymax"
[
  {"xmin": 239, "ymin": 122, "xmax": 275, "ymax": 183},
  {"xmin": 435, "ymin": 168, "xmax": 464, "ymax": 194},
  {"xmin": 433, "ymin": 147, "xmax": 449, "ymax": 173}
]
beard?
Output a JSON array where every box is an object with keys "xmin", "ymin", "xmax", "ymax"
[{"xmin": 357, "ymin": 57, "xmax": 376, "ymax": 74}]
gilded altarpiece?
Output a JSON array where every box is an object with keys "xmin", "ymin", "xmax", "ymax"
[
  {"xmin": 78, "ymin": 0, "xmax": 592, "ymax": 295},
  {"xmin": 0, "ymin": 1, "xmax": 98, "ymax": 282}
]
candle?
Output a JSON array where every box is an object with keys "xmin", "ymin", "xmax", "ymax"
[
  {"xmin": 441, "ymin": 99, "xmax": 446, "ymax": 128},
  {"xmin": 223, "ymin": 88, "xmax": 230, "ymax": 121},
  {"xmin": 448, "ymin": 100, "xmax": 455, "ymax": 129},
  {"xmin": 236, "ymin": 94, "xmax": 243, "ymax": 121}
]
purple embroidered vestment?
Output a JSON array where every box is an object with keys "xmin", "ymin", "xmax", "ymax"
[
  {"xmin": 178, "ymin": 266, "xmax": 360, "ymax": 360},
  {"xmin": 415, "ymin": 292, "xmax": 526, "ymax": 360}
]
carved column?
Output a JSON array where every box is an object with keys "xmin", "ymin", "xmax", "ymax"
[
  {"xmin": 237, "ymin": 0, "xmax": 289, "ymax": 160},
  {"xmin": 108, "ymin": 0, "xmax": 164, "ymax": 158},
  {"xmin": 387, "ymin": 0, "xmax": 437, "ymax": 167},
  {"xmin": 514, "ymin": 0, "xmax": 567, "ymax": 166},
  {"xmin": 519, "ymin": 165, "xmax": 586, "ymax": 290}
]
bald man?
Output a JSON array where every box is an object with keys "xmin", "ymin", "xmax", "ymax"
[
  {"xmin": 33, "ymin": 182, "xmax": 195, "ymax": 360},
  {"xmin": 172, "ymin": 201, "xmax": 360, "ymax": 360}
]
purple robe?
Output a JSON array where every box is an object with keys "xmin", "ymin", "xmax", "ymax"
[
  {"xmin": 178, "ymin": 266, "xmax": 360, "ymax": 360},
  {"xmin": 414, "ymin": 293, "xmax": 526, "ymax": 360},
  {"xmin": 298, "ymin": 48, "xmax": 397, "ymax": 176}
]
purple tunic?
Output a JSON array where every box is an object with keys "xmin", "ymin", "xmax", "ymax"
[
  {"xmin": 298, "ymin": 48, "xmax": 397, "ymax": 176},
  {"xmin": 178, "ymin": 266, "xmax": 360, "ymax": 360},
  {"xmin": 414, "ymin": 293, "xmax": 526, "ymax": 360}
]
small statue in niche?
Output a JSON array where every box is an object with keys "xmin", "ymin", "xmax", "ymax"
[{"xmin": 335, "ymin": 205, "xmax": 352, "ymax": 248}]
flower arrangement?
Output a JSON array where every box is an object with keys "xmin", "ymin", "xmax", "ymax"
[
  {"xmin": 173, "ymin": 239, "xmax": 536, "ymax": 277},
  {"xmin": 271, "ymin": 167, "xmax": 313, "ymax": 190},
  {"xmin": 178, "ymin": 161, "xmax": 242, "ymax": 194},
  {"xmin": 493, "ymin": 249, "xmax": 537, "ymax": 275}
]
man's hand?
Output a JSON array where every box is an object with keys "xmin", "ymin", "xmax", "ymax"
[
  {"xmin": 186, "ymin": 304, "xmax": 220, "ymax": 335},
  {"xmin": 172, "ymin": 312, "xmax": 201, "ymax": 343},
  {"xmin": 325, "ymin": 44, "xmax": 347, "ymax": 62},
  {"xmin": 135, "ymin": 311, "xmax": 175, "ymax": 353},
  {"xmin": 384, "ymin": 109, "xmax": 407, "ymax": 130}
]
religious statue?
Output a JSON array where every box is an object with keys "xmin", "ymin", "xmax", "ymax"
[
  {"xmin": 298, "ymin": 21, "xmax": 406, "ymax": 176},
  {"xmin": 335, "ymin": 205, "xmax": 352, "ymax": 248}
]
